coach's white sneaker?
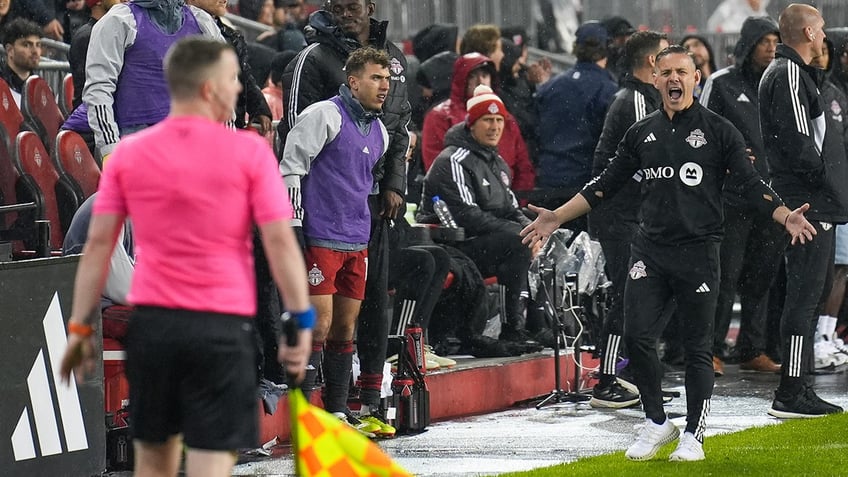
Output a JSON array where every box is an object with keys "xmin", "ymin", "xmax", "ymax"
[
  {"xmin": 625, "ymin": 418, "xmax": 679, "ymax": 461},
  {"xmin": 669, "ymin": 431, "xmax": 705, "ymax": 461}
]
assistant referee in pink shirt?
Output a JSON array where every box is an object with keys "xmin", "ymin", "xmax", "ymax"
[{"xmin": 60, "ymin": 37, "xmax": 314, "ymax": 477}]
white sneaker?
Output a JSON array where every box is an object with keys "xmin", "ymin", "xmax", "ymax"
[
  {"xmin": 829, "ymin": 334, "xmax": 848, "ymax": 357},
  {"xmin": 814, "ymin": 340, "xmax": 848, "ymax": 369},
  {"xmin": 424, "ymin": 344, "xmax": 457, "ymax": 368},
  {"xmin": 669, "ymin": 432, "xmax": 705, "ymax": 461},
  {"xmin": 625, "ymin": 418, "xmax": 679, "ymax": 461}
]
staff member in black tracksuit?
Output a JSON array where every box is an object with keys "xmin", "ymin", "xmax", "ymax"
[
  {"xmin": 759, "ymin": 4, "xmax": 848, "ymax": 418},
  {"xmin": 700, "ymin": 16, "xmax": 784, "ymax": 377},
  {"xmin": 587, "ymin": 30, "xmax": 668, "ymax": 409},
  {"xmin": 522, "ymin": 46, "xmax": 816, "ymax": 462}
]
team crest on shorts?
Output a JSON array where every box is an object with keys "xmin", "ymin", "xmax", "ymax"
[
  {"xmin": 685, "ymin": 129, "xmax": 707, "ymax": 148},
  {"xmin": 308, "ymin": 264, "xmax": 325, "ymax": 286},
  {"xmin": 629, "ymin": 260, "xmax": 647, "ymax": 280}
]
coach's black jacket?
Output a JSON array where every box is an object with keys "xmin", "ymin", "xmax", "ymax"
[
  {"xmin": 581, "ymin": 101, "xmax": 782, "ymax": 245},
  {"xmin": 280, "ymin": 10, "xmax": 411, "ymax": 198},
  {"xmin": 588, "ymin": 75, "xmax": 662, "ymax": 239},
  {"xmin": 759, "ymin": 44, "xmax": 848, "ymax": 223}
]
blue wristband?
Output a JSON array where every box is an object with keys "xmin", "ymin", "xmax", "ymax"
[{"xmin": 290, "ymin": 306, "xmax": 316, "ymax": 330}]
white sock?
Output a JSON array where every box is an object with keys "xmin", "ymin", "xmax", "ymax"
[
  {"xmin": 817, "ymin": 316, "xmax": 834, "ymax": 342},
  {"xmin": 359, "ymin": 404, "xmax": 372, "ymax": 416},
  {"xmin": 826, "ymin": 316, "xmax": 838, "ymax": 340}
]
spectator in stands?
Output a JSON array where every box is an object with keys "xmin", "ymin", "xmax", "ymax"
[
  {"xmin": 830, "ymin": 29, "xmax": 848, "ymax": 96},
  {"xmin": 0, "ymin": 18, "xmax": 41, "ymax": 106},
  {"xmin": 262, "ymin": 50, "xmax": 297, "ymax": 121},
  {"xmin": 521, "ymin": 45, "xmax": 815, "ymax": 462},
  {"xmin": 601, "ymin": 15, "xmax": 637, "ymax": 85},
  {"xmin": 0, "ymin": 0, "xmax": 64, "ymax": 40},
  {"xmin": 809, "ymin": 36, "xmax": 848, "ymax": 369},
  {"xmin": 707, "ymin": 0, "xmax": 770, "ymax": 34},
  {"xmin": 411, "ymin": 23, "xmax": 459, "ymax": 127},
  {"xmin": 187, "ymin": 0, "xmax": 272, "ymax": 134},
  {"xmin": 83, "ymin": 0, "xmax": 222, "ymax": 162},
  {"xmin": 61, "ymin": 0, "xmax": 91, "ymax": 43},
  {"xmin": 419, "ymin": 85, "xmax": 542, "ymax": 349},
  {"xmin": 588, "ymin": 30, "xmax": 669, "ymax": 410},
  {"xmin": 279, "ymin": 0, "xmax": 411, "ymax": 434},
  {"xmin": 700, "ymin": 16, "xmax": 784, "ymax": 377},
  {"xmin": 238, "ymin": 0, "xmax": 274, "ymax": 26},
  {"xmin": 499, "ymin": 38, "xmax": 541, "ymax": 166},
  {"xmin": 281, "ymin": 0, "xmax": 309, "ymax": 31},
  {"xmin": 421, "ymin": 53, "xmax": 535, "ymax": 194},
  {"xmin": 59, "ymin": 37, "xmax": 314, "ymax": 477},
  {"xmin": 256, "ymin": 0, "xmax": 307, "ymax": 52},
  {"xmin": 280, "ymin": 47, "xmax": 393, "ymax": 437},
  {"xmin": 63, "ymin": 192, "xmax": 135, "ymax": 340},
  {"xmin": 460, "ymin": 23, "xmax": 504, "ymax": 72},
  {"xmin": 759, "ymin": 3, "xmax": 848, "ymax": 418},
  {"xmin": 535, "ymin": 21, "xmax": 618, "ymax": 232},
  {"xmin": 681, "ymin": 34, "xmax": 717, "ymax": 98}
]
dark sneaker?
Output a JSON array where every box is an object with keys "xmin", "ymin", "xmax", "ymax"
[
  {"xmin": 590, "ymin": 380, "xmax": 640, "ymax": 409},
  {"xmin": 768, "ymin": 386, "xmax": 843, "ymax": 418},
  {"xmin": 499, "ymin": 326, "xmax": 537, "ymax": 344}
]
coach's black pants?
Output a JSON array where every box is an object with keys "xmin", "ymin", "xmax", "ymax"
[
  {"xmin": 779, "ymin": 221, "xmax": 834, "ymax": 392},
  {"xmin": 624, "ymin": 238, "xmax": 718, "ymax": 440}
]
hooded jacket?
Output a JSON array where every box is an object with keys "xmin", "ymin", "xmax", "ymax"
[
  {"xmin": 499, "ymin": 39, "xmax": 539, "ymax": 163},
  {"xmin": 826, "ymin": 28, "xmax": 848, "ymax": 96},
  {"xmin": 588, "ymin": 75, "xmax": 662, "ymax": 239},
  {"xmin": 421, "ymin": 53, "xmax": 535, "ymax": 192},
  {"xmin": 412, "ymin": 23, "xmax": 458, "ymax": 64},
  {"xmin": 280, "ymin": 10, "xmax": 410, "ymax": 198},
  {"xmin": 418, "ymin": 123, "xmax": 529, "ymax": 237},
  {"xmin": 701, "ymin": 16, "xmax": 778, "ymax": 207},
  {"xmin": 759, "ymin": 44, "xmax": 848, "ymax": 223},
  {"xmin": 535, "ymin": 60, "xmax": 618, "ymax": 188}
]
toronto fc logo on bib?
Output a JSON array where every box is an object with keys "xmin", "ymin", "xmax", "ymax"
[
  {"xmin": 629, "ymin": 260, "xmax": 647, "ymax": 280},
  {"xmin": 308, "ymin": 264, "xmax": 325, "ymax": 286},
  {"xmin": 685, "ymin": 129, "xmax": 707, "ymax": 148}
]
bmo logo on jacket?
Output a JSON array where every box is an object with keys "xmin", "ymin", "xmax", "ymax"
[
  {"xmin": 642, "ymin": 166, "xmax": 674, "ymax": 180},
  {"xmin": 679, "ymin": 162, "xmax": 703, "ymax": 186}
]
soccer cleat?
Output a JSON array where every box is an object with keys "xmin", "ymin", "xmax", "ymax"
[
  {"xmin": 768, "ymin": 386, "xmax": 843, "ymax": 419},
  {"xmin": 424, "ymin": 344, "xmax": 457, "ymax": 368},
  {"xmin": 333, "ymin": 412, "xmax": 380, "ymax": 438},
  {"xmin": 359, "ymin": 411, "xmax": 396, "ymax": 438},
  {"xmin": 590, "ymin": 380, "xmax": 640, "ymax": 409},
  {"xmin": 668, "ymin": 432, "xmax": 705, "ymax": 461},
  {"xmin": 625, "ymin": 418, "xmax": 679, "ymax": 461}
]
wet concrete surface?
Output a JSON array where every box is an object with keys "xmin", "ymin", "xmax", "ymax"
[{"xmin": 231, "ymin": 364, "xmax": 848, "ymax": 476}]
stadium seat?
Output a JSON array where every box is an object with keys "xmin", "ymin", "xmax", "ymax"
[
  {"xmin": 53, "ymin": 130, "xmax": 100, "ymax": 201},
  {"xmin": 12, "ymin": 131, "xmax": 79, "ymax": 251},
  {"xmin": 0, "ymin": 140, "xmax": 18, "ymax": 229},
  {"xmin": 21, "ymin": 75, "xmax": 65, "ymax": 152},
  {"xmin": 0, "ymin": 78, "xmax": 24, "ymax": 154},
  {"xmin": 58, "ymin": 73, "xmax": 74, "ymax": 118}
]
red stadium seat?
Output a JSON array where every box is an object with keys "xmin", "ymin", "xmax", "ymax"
[
  {"xmin": 21, "ymin": 75, "xmax": 65, "ymax": 152},
  {"xmin": 12, "ymin": 131, "xmax": 79, "ymax": 251},
  {"xmin": 53, "ymin": 130, "xmax": 100, "ymax": 201},
  {"xmin": 0, "ymin": 78, "xmax": 23, "ymax": 154},
  {"xmin": 59, "ymin": 73, "xmax": 74, "ymax": 118}
]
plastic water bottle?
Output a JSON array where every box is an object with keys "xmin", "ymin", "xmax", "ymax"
[{"xmin": 432, "ymin": 196, "xmax": 457, "ymax": 228}]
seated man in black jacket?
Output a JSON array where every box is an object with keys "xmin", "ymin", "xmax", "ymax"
[{"xmin": 418, "ymin": 85, "xmax": 540, "ymax": 347}]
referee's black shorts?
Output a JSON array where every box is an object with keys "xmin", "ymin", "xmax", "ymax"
[{"xmin": 125, "ymin": 306, "xmax": 258, "ymax": 450}]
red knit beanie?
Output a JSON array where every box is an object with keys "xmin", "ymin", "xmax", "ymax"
[{"xmin": 466, "ymin": 85, "xmax": 506, "ymax": 125}]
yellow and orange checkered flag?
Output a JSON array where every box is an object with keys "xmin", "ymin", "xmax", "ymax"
[{"xmin": 289, "ymin": 388, "xmax": 412, "ymax": 477}]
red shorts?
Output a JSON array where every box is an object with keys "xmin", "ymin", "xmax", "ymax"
[{"xmin": 304, "ymin": 246, "xmax": 368, "ymax": 299}]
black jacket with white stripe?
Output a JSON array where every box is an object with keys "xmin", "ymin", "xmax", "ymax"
[
  {"xmin": 418, "ymin": 123, "xmax": 530, "ymax": 237},
  {"xmin": 759, "ymin": 44, "xmax": 848, "ymax": 223},
  {"xmin": 279, "ymin": 10, "xmax": 410, "ymax": 198},
  {"xmin": 588, "ymin": 75, "xmax": 662, "ymax": 240},
  {"xmin": 581, "ymin": 102, "xmax": 782, "ymax": 246}
]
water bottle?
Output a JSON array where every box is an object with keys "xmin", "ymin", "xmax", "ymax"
[{"xmin": 432, "ymin": 196, "xmax": 458, "ymax": 228}]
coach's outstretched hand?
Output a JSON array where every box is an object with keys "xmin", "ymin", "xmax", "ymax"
[{"xmin": 782, "ymin": 203, "xmax": 817, "ymax": 245}]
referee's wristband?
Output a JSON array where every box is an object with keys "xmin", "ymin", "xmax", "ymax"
[{"xmin": 289, "ymin": 306, "xmax": 316, "ymax": 330}]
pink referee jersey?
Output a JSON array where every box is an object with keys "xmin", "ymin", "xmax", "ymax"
[{"xmin": 94, "ymin": 116, "xmax": 293, "ymax": 316}]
